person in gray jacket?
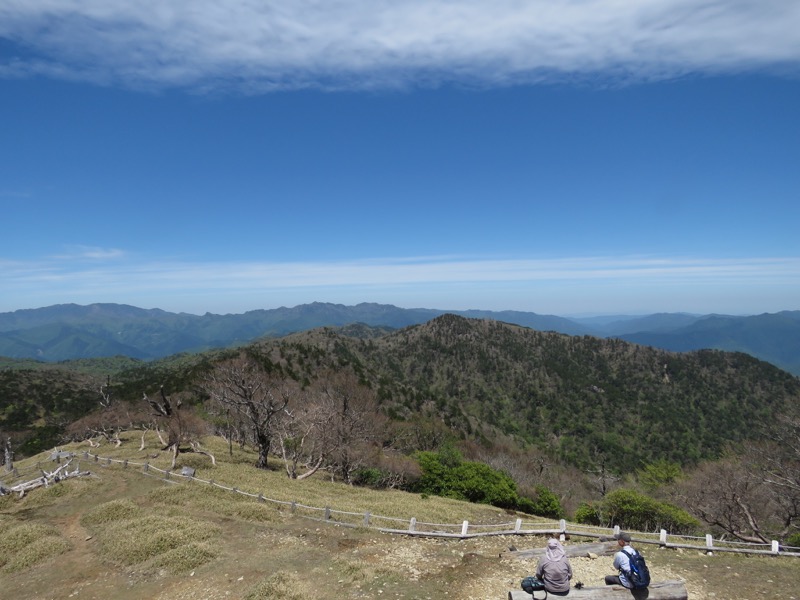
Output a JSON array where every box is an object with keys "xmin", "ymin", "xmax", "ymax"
[{"xmin": 535, "ymin": 538, "xmax": 572, "ymax": 595}]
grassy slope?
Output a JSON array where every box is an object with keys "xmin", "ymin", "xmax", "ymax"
[{"xmin": 2, "ymin": 433, "xmax": 799, "ymax": 600}]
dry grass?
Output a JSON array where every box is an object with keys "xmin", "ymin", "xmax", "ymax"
[
  {"xmin": 3, "ymin": 435, "xmax": 800, "ymax": 600},
  {"xmin": 146, "ymin": 483, "xmax": 281, "ymax": 523},
  {"xmin": 63, "ymin": 432, "xmax": 520, "ymax": 527},
  {"xmin": 0, "ymin": 519, "xmax": 72, "ymax": 572},
  {"xmin": 243, "ymin": 571, "xmax": 314, "ymax": 600},
  {"xmin": 80, "ymin": 496, "xmax": 221, "ymax": 574}
]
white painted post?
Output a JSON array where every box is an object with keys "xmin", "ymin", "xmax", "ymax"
[
  {"xmin": 514, "ymin": 518, "xmax": 522, "ymax": 533},
  {"xmin": 559, "ymin": 519, "xmax": 567, "ymax": 541},
  {"xmin": 705, "ymin": 534, "xmax": 714, "ymax": 555},
  {"xmin": 461, "ymin": 521, "xmax": 469, "ymax": 536},
  {"xmin": 772, "ymin": 540, "xmax": 780, "ymax": 554},
  {"xmin": 660, "ymin": 529, "xmax": 667, "ymax": 547},
  {"xmin": 363, "ymin": 512, "xmax": 371, "ymax": 527},
  {"xmin": 613, "ymin": 525, "xmax": 620, "ymax": 538},
  {"xmin": 409, "ymin": 517, "xmax": 417, "ymax": 533}
]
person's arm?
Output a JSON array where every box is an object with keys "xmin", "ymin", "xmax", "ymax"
[{"xmin": 535, "ymin": 558, "xmax": 545, "ymax": 579}]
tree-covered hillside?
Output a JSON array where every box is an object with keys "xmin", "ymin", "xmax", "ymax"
[
  {"xmin": 270, "ymin": 315, "xmax": 799, "ymax": 474},
  {"xmin": 2, "ymin": 315, "xmax": 798, "ymax": 477}
]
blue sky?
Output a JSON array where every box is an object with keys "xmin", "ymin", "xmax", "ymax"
[{"xmin": 2, "ymin": 1, "xmax": 799, "ymax": 317}]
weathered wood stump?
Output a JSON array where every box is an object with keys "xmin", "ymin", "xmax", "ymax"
[{"xmin": 508, "ymin": 580, "xmax": 687, "ymax": 600}]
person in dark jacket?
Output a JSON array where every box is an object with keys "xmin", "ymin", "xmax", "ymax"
[{"xmin": 535, "ymin": 538, "xmax": 572, "ymax": 595}]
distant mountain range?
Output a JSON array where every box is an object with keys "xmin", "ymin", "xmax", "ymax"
[{"xmin": 0, "ymin": 303, "xmax": 798, "ymax": 375}]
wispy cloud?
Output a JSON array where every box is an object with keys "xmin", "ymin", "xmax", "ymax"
[
  {"xmin": 1, "ymin": 1, "xmax": 797, "ymax": 91},
  {"xmin": 2, "ymin": 254, "xmax": 798, "ymax": 314},
  {"xmin": 50, "ymin": 245, "xmax": 127, "ymax": 261}
]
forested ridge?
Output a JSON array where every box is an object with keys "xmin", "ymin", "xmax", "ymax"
[
  {"xmin": 270, "ymin": 315, "xmax": 799, "ymax": 473},
  {"xmin": 2, "ymin": 314, "xmax": 798, "ymax": 474}
]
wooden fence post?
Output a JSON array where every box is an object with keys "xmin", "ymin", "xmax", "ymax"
[
  {"xmin": 409, "ymin": 517, "xmax": 417, "ymax": 533},
  {"xmin": 143, "ymin": 462, "xmax": 149, "ymax": 473},
  {"xmin": 461, "ymin": 521, "xmax": 469, "ymax": 536},
  {"xmin": 559, "ymin": 519, "xmax": 567, "ymax": 541},
  {"xmin": 514, "ymin": 518, "xmax": 522, "ymax": 533},
  {"xmin": 363, "ymin": 512, "xmax": 371, "ymax": 527},
  {"xmin": 324, "ymin": 506, "xmax": 331, "ymax": 521},
  {"xmin": 291, "ymin": 501, "xmax": 297, "ymax": 514},
  {"xmin": 772, "ymin": 540, "xmax": 780, "ymax": 554},
  {"xmin": 660, "ymin": 529, "xmax": 668, "ymax": 547},
  {"xmin": 705, "ymin": 534, "xmax": 714, "ymax": 555}
]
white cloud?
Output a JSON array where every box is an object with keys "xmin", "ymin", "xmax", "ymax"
[
  {"xmin": 1, "ymin": 1, "xmax": 797, "ymax": 91},
  {"xmin": 49, "ymin": 245, "xmax": 127, "ymax": 261},
  {"xmin": 2, "ymin": 254, "xmax": 799, "ymax": 315}
]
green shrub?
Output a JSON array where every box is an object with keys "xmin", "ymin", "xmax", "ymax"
[
  {"xmin": 785, "ymin": 532, "xmax": 800, "ymax": 549},
  {"xmin": 573, "ymin": 502, "xmax": 601, "ymax": 525},
  {"xmin": 413, "ymin": 449, "xmax": 530, "ymax": 510},
  {"xmin": 574, "ymin": 488, "xmax": 699, "ymax": 535},
  {"xmin": 352, "ymin": 467, "xmax": 384, "ymax": 488},
  {"xmin": 638, "ymin": 460, "xmax": 683, "ymax": 491},
  {"xmin": 518, "ymin": 485, "xmax": 564, "ymax": 519}
]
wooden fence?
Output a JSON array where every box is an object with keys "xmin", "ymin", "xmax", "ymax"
[{"xmin": 3, "ymin": 450, "xmax": 799, "ymax": 558}]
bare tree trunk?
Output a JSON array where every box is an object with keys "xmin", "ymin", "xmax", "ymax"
[
  {"xmin": 3, "ymin": 437, "xmax": 12, "ymax": 472},
  {"xmin": 190, "ymin": 441, "xmax": 217, "ymax": 466}
]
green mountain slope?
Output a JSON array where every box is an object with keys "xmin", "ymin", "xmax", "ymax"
[
  {"xmin": 619, "ymin": 311, "xmax": 800, "ymax": 375},
  {"xmin": 270, "ymin": 315, "xmax": 799, "ymax": 473},
  {"xmin": 3, "ymin": 315, "xmax": 798, "ymax": 475}
]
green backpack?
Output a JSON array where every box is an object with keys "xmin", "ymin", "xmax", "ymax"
[{"xmin": 520, "ymin": 575, "xmax": 547, "ymax": 597}]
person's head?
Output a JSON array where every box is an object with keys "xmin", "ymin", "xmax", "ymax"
[
  {"xmin": 614, "ymin": 531, "xmax": 632, "ymax": 546},
  {"xmin": 545, "ymin": 537, "xmax": 566, "ymax": 561}
]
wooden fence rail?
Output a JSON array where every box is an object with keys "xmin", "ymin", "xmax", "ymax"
[{"xmin": 3, "ymin": 450, "xmax": 800, "ymax": 558}]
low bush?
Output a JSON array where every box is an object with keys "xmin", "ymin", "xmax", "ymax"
[
  {"xmin": 412, "ymin": 449, "xmax": 563, "ymax": 516},
  {"xmin": 517, "ymin": 485, "xmax": 565, "ymax": 519},
  {"xmin": 574, "ymin": 488, "xmax": 699, "ymax": 534}
]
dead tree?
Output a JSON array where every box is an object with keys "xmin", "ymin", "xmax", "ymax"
[
  {"xmin": 276, "ymin": 389, "xmax": 327, "ymax": 480},
  {"xmin": 0, "ymin": 458, "xmax": 91, "ymax": 498},
  {"xmin": 3, "ymin": 436, "xmax": 12, "ymax": 472},
  {"xmin": 201, "ymin": 354, "xmax": 292, "ymax": 470},
  {"xmin": 144, "ymin": 386, "xmax": 215, "ymax": 469}
]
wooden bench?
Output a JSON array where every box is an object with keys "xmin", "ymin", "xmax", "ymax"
[{"xmin": 507, "ymin": 580, "xmax": 688, "ymax": 599}]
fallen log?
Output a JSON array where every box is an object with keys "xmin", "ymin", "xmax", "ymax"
[
  {"xmin": 503, "ymin": 542, "xmax": 618, "ymax": 560},
  {"xmin": 508, "ymin": 580, "xmax": 687, "ymax": 600},
  {"xmin": 0, "ymin": 458, "xmax": 92, "ymax": 498}
]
